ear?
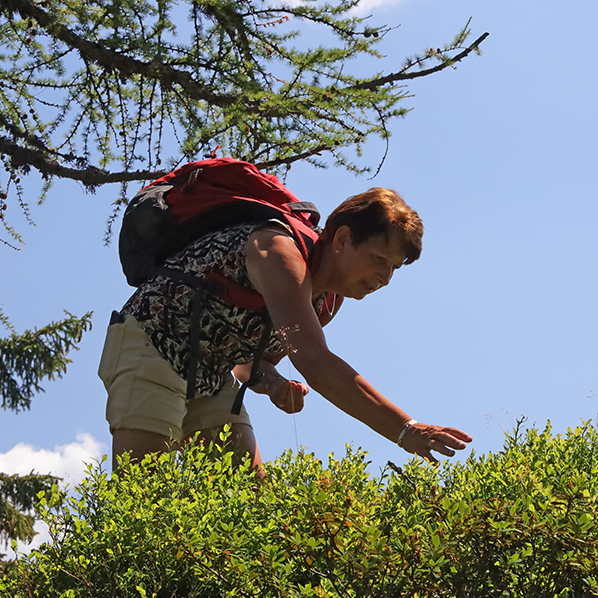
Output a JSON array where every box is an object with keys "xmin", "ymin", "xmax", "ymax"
[{"xmin": 332, "ymin": 225, "xmax": 353, "ymax": 252}]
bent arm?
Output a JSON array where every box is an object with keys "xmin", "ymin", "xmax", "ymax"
[
  {"xmin": 233, "ymin": 358, "xmax": 308, "ymax": 414},
  {"xmin": 232, "ymin": 353, "xmax": 284, "ymax": 385},
  {"xmin": 245, "ymin": 230, "xmax": 471, "ymax": 459}
]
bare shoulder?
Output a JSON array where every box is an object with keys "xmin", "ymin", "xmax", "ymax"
[
  {"xmin": 246, "ymin": 225, "xmax": 297, "ymax": 256},
  {"xmin": 246, "ymin": 227, "xmax": 330, "ymax": 363},
  {"xmin": 245, "ymin": 228, "xmax": 309, "ymax": 293},
  {"xmin": 246, "ymin": 227, "xmax": 326, "ymax": 353}
]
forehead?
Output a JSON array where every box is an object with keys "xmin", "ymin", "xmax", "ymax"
[{"xmin": 366, "ymin": 231, "xmax": 407, "ymax": 261}]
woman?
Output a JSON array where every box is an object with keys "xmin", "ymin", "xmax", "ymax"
[{"xmin": 99, "ymin": 186, "xmax": 472, "ymax": 471}]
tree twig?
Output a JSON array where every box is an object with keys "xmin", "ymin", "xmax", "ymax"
[
  {"xmin": 0, "ymin": 137, "xmax": 165, "ymax": 185},
  {"xmin": 351, "ymin": 32, "xmax": 489, "ymax": 91}
]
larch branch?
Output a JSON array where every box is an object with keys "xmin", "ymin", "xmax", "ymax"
[
  {"xmin": 350, "ymin": 32, "xmax": 489, "ymax": 91},
  {"xmin": 0, "ymin": 137, "xmax": 165, "ymax": 185},
  {"xmin": 1, "ymin": 0, "xmax": 237, "ymax": 107},
  {"xmin": 254, "ymin": 144, "xmax": 332, "ymax": 170}
]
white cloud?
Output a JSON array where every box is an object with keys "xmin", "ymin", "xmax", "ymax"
[
  {"xmin": 273, "ymin": 0, "xmax": 410, "ymax": 16},
  {"xmin": 350, "ymin": 0, "xmax": 410, "ymax": 16},
  {"xmin": 0, "ymin": 433, "xmax": 108, "ymax": 559},
  {"xmin": 0, "ymin": 433, "xmax": 106, "ymax": 484}
]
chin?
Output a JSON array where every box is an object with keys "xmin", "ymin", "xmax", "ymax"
[{"xmin": 350, "ymin": 291, "xmax": 369, "ymax": 301}]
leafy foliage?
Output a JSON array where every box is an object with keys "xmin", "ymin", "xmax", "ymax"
[
  {"xmin": 0, "ymin": 0, "xmax": 487, "ymax": 244},
  {"xmin": 0, "ymin": 310, "xmax": 92, "ymax": 412},
  {"xmin": 4, "ymin": 422, "xmax": 598, "ymax": 596}
]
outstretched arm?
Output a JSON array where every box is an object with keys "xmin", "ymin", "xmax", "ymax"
[{"xmin": 245, "ymin": 229, "xmax": 472, "ymax": 461}]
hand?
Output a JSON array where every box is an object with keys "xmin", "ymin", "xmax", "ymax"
[
  {"xmin": 401, "ymin": 423, "xmax": 472, "ymax": 462},
  {"xmin": 267, "ymin": 378, "xmax": 309, "ymax": 414}
]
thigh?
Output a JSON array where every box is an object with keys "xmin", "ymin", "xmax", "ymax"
[
  {"xmin": 101, "ymin": 314, "xmax": 188, "ymax": 444},
  {"xmin": 112, "ymin": 428, "xmax": 176, "ymax": 471},
  {"xmin": 188, "ymin": 423, "xmax": 264, "ymax": 476},
  {"xmin": 182, "ymin": 375, "xmax": 260, "ymax": 472},
  {"xmin": 182, "ymin": 373, "xmax": 252, "ymax": 437}
]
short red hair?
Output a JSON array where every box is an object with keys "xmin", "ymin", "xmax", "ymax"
[{"xmin": 323, "ymin": 188, "xmax": 423, "ymax": 264}]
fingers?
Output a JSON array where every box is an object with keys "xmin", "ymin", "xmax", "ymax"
[
  {"xmin": 428, "ymin": 438, "xmax": 456, "ymax": 457},
  {"xmin": 290, "ymin": 382, "xmax": 306, "ymax": 412},
  {"xmin": 411, "ymin": 446, "xmax": 439, "ymax": 463},
  {"xmin": 271, "ymin": 380, "xmax": 306, "ymax": 413},
  {"xmin": 440, "ymin": 427, "xmax": 473, "ymax": 444},
  {"xmin": 294, "ymin": 381, "xmax": 309, "ymax": 397},
  {"xmin": 286, "ymin": 387, "xmax": 305, "ymax": 413},
  {"xmin": 402, "ymin": 424, "xmax": 472, "ymax": 461},
  {"xmin": 434, "ymin": 431, "xmax": 470, "ymax": 451},
  {"xmin": 421, "ymin": 451, "xmax": 438, "ymax": 463}
]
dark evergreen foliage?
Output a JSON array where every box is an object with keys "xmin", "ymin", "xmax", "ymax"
[
  {"xmin": 0, "ymin": 311, "xmax": 92, "ymax": 412},
  {"xmin": 0, "ymin": 472, "xmax": 58, "ymax": 550},
  {"xmin": 0, "ymin": 310, "xmax": 89, "ymax": 554}
]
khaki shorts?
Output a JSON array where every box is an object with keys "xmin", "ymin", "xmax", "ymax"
[{"xmin": 98, "ymin": 314, "xmax": 252, "ymax": 443}]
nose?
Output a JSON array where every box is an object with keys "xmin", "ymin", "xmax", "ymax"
[{"xmin": 377, "ymin": 265, "xmax": 394, "ymax": 287}]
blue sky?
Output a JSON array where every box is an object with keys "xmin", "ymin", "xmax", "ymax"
[{"xmin": 2, "ymin": 0, "xmax": 597, "ymax": 549}]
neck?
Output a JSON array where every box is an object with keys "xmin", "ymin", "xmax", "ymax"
[{"xmin": 309, "ymin": 238, "xmax": 336, "ymax": 297}]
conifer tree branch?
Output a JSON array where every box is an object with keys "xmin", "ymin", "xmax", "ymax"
[
  {"xmin": 0, "ymin": 137, "xmax": 165, "ymax": 186},
  {"xmin": 352, "ymin": 31, "xmax": 489, "ymax": 90},
  {"xmin": 0, "ymin": 0, "xmax": 487, "ymax": 231},
  {"xmin": 0, "ymin": 472, "xmax": 59, "ymax": 547},
  {"xmin": 0, "ymin": 311, "xmax": 93, "ymax": 412},
  {"xmin": 254, "ymin": 143, "xmax": 332, "ymax": 170},
  {"xmin": 1, "ymin": 0, "xmax": 238, "ymax": 108}
]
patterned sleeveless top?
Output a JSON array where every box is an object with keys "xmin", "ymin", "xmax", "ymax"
[{"xmin": 121, "ymin": 221, "xmax": 329, "ymax": 397}]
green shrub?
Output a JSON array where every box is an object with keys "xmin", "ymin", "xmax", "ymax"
[{"xmin": 3, "ymin": 422, "xmax": 598, "ymax": 598}]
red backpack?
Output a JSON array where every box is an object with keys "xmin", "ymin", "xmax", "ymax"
[
  {"xmin": 118, "ymin": 158, "xmax": 335, "ymax": 412},
  {"xmin": 120, "ymin": 157, "xmax": 321, "ymax": 292}
]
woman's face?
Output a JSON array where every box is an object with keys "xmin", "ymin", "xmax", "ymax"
[{"xmin": 332, "ymin": 226, "xmax": 407, "ymax": 300}]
